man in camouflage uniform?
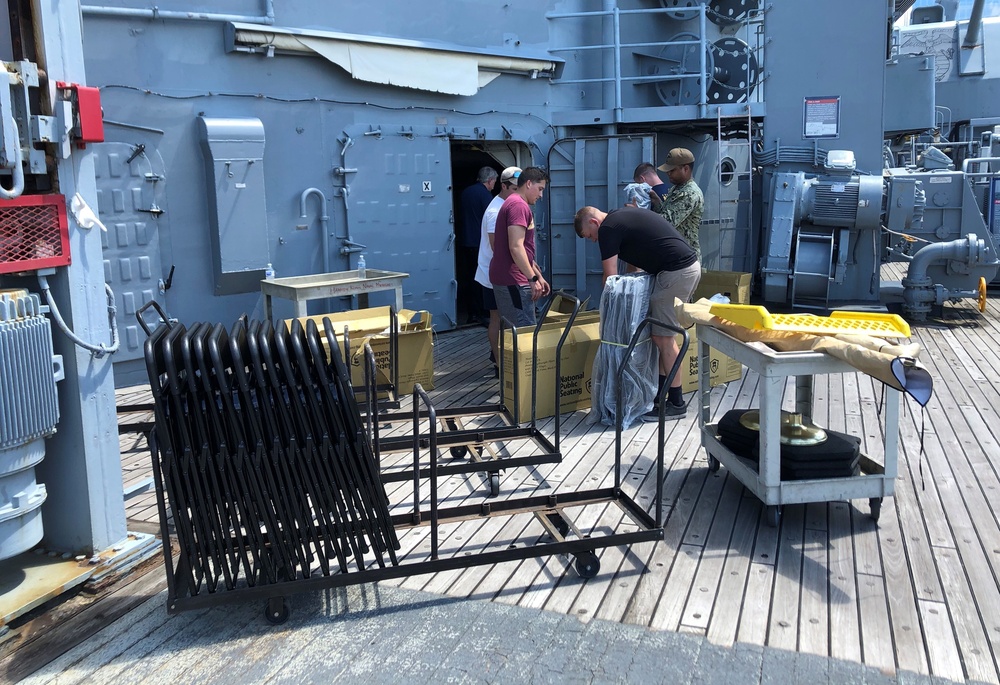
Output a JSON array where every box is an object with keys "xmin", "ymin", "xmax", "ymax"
[{"xmin": 655, "ymin": 147, "xmax": 704, "ymax": 262}]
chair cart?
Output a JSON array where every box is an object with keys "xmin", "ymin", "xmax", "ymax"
[
  {"xmin": 139, "ymin": 299, "xmax": 686, "ymax": 623},
  {"xmin": 367, "ymin": 292, "xmax": 582, "ymax": 497}
]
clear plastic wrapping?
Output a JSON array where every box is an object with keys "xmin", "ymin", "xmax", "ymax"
[
  {"xmin": 623, "ymin": 182, "xmax": 652, "ymax": 209},
  {"xmin": 589, "ymin": 274, "xmax": 658, "ymax": 428}
]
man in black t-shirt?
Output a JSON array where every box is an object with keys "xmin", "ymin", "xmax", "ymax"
[{"xmin": 575, "ymin": 206, "xmax": 701, "ymax": 420}]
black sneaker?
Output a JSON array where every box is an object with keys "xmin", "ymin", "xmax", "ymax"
[{"xmin": 641, "ymin": 401, "xmax": 686, "ymax": 422}]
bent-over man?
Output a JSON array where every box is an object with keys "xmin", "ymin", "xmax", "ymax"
[{"xmin": 575, "ymin": 205, "xmax": 701, "ymax": 420}]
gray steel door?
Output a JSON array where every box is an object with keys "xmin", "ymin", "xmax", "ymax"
[
  {"xmin": 343, "ymin": 133, "xmax": 455, "ymax": 327},
  {"xmin": 547, "ymin": 135, "xmax": 655, "ymax": 305},
  {"xmin": 93, "ymin": 142, "xmax": 169, "ymax": 363}
]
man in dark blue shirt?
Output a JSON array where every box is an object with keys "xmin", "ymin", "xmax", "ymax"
[{"xmin": 458, "ymin": 167, "xmax": 497, "ymax": 324}]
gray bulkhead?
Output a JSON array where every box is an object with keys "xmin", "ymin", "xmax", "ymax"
[
  {"xmin": 82, "ymin": 0, "xmax": 763, "ymax": 387},
  {"xmin": 82, "ymin": 3, "xmax": 562, "ymax": 384}
]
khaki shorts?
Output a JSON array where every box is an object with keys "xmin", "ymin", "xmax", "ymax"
[{"xmin": 648, "ymin": 261, "xmax": 701, "ymax": 335}]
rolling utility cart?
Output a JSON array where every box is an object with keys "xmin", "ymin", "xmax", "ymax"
[{"xmin": 696, "ymin": 324, "xmax": 900, "ymax": 526}]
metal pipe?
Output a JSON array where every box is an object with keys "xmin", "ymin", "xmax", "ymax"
[
  {"xmin": 905, "ymin": 234, "xmax": 982, "ymax": 285},
  {"xmin": 896, "ymin": 234, "xmax": 994, "ymax": 318},
  {"xmin": 602, "ymin": 0, "xmax": 616, "ymax": 133},
  {"xmin": 961, "ymin": 156, "xmax": 1000, "ymax": 177},
  {"xmin": 299, "ymin": 187, "xmax": 330, "ymax": 274},
  {"xmin": 963, "ymin": 0, "xmax": 985, "ymax": 48},
  {"xmin": 613, "ymin": 5, "xmax": 622, "ymax": 124},
  {"xmin": 81, "ymin": 0, "xmax": 274, "ymax": 25},
  {"xmin": 698, "ymin": 4, "xmax": 708, "ymax": 119},
  {"xmin": 0, "ymin": 119, "xmax": 24, "ymax": 200}
]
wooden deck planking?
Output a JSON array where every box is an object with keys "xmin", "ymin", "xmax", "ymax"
[
  {"xmin": 826, "ymin": 501, "xmax": 863, "ymax": 664},
  {"xmin": 875, "ymin": 484, "xmax": 930, "ymax": 676},
  {"xmin": 935, "ymin": 546, "xmax": 1000, "ymax": 682},
  {"xmin": 679, "ymin": 474, "xmax": 743, "ymax": 632},
  {"xmin": 738, "ymin": 558, "xmax": 777, "ymax": 646},
  {"xmin": 107, "ymin": 300, "xmax": 1000, "ymax": 684},
  {"xmin": 767, "ymin": 504, "xmax": 806, "ymax": 653},
  {"xmin": 918, "ymin": 597, "xmax": 968, "ymax": 682},
  {"xmin": 798, "ymin": 526, "xmax": 830, "ymax": 658},
  {"xmin": 704, "ymin": 492, "xmax": 763, "ymax": 647},
  {"xmin": 857, "ymin": 571, "xmax": 896, "ymax": 673}
]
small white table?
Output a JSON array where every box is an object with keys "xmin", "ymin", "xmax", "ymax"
[
  {"xmin": 261, "ymin": 269, "xmax": 409, "ymax": 320},
  {"xmin": 696, "ymin": 324, "xmax": 899, "ymax": 526}
]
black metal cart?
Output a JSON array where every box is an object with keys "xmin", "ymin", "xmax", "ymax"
[
  {"xmin": 139, "ymin": 301, "xmax": 686, "ymax": 623},
  {"xmin": 367, "ymin": 292, "xmax": 582, "ymax": 496}
]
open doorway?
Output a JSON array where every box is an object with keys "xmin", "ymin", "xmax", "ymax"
[{"xmin": 449, "ymin": 140, "xmax": 530, "ymax": 327}]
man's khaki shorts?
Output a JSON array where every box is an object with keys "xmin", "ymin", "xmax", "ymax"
[{"xmin": 649, "ymin": 261, "xmax": 701, "ymax": 335}]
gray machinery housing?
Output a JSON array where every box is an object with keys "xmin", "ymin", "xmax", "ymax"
[{"xmin": 759, "ymin": 150, "xmax": 999, "ymax": 318}]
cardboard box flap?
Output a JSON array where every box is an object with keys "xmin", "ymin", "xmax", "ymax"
[
  {"xmin": 284, "ymin": 306, "xmax": 435, "ymax": 395},
  {"xmin": 288, "ymin": 307, "xmax": 431, "ymax": 338},
  {"xmin": 693, "ymin": 271, "xmax": 752, "ymax": 304}
]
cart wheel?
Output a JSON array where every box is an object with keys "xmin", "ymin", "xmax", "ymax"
[
  {"xmin": 264, "ymin": 597, "xmax": 289, "ymax": 625},
  {"xmin": 765, "ymin": 505, "xmax": 781, "ymax": 528},
  {"xmin": 446, "ymin": 418, "xmax": 459, "ymax": 432},
  {"xmin": 707, "ymin": 455, "xmax": 720, "ymax": 473},
  {"xmin": 574, "ymin": 551, "xmax": 600, "ymax": 579},
  {"xmin": 450, "ymin": 446, "xmax": 468, "ymax": 459},
  {"xmin": 869, "ymin": 497, "xmax": 883, "ymax": 523},
  {"xmin": 489, "ymin": 472, "xmax": 500, "ymax": 497}
]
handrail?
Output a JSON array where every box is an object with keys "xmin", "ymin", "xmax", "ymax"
[
  {"xmin": 411, "ymin": 384, "xmax": 439, "ymax": 559},
  {"xmin": 614, "ymin": 318, "xmax": 689, "ymax": 527},
  {"xmin": 364, "ymin": 342, "xmax": 379, "ymax": 465},
  {"xmin": 500, "ymin": 290, "xmax": 581, "ymax": 436}
]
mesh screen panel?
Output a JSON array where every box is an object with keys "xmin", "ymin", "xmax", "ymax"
[{"xmin": 0, "ymin": 195, "xmax": 70, "ymax": 273}]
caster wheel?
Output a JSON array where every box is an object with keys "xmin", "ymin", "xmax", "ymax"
[
  {"xmin": 489, "ymin": 473, "xmax": 500, "ymax": 497},
  {"xmin": 574, "ymin": 551, "xmax": 600, "ymax": 579},
  {"xmin": 869, "ymin": 497, "xmax": 883, "ymax": 523},
  {"xmin": 446, "ymin": 418, "xmax": 459, "ymax": 432},
  {"xmin": 765, "ymin": 505, "xmax": 781, "ymax": 528},
  {"xmin": 708, "ymin": 455, "xmax": 720, "ymax": 473},
  {"xmin": 450, "ymin": 446, "xmax": 468, "ymax": 459},
  {"xmin": 264, "ymin": 597, "xmax": 289, "ymax": 625}
]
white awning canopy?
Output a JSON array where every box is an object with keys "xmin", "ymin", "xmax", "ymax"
[{"xmin": 226, "ymin": 22, "xmax": 561, "ymax": 96}]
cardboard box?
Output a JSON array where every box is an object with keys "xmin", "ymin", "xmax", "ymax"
[
  {"xmin": 675, "ymin": 325, "xmax": 743, "ymax": 393},
  {"xmin": 685, "ymin": 271, "xmax": 749, "ymax": 391},
  {"xmin": 501, "ymin": 312, "xmax": 601, "ymax": 421},
  {"xmin": 288, "ymin": 306, "xmax": 434, "ymax": 397},
  {"xmin": 546, "ymin": 292, "xmax": 592, "ymax": 316},
  {"xmin": 693, "ymin": 271, "xmax": 752, "ymax": 305}
]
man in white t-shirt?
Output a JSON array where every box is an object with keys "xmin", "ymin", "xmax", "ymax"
[{"xmin": 474, "ymin": 166, "xmax": 520, "ymax": 377}]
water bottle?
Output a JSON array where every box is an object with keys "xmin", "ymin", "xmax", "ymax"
[
  {"xmin": 264, "ymin": 262, "xmax": 275, "ymax": 280},
  {"xmin": 357, "ymin": 254, "xmax": 366, "ymax": 279}
]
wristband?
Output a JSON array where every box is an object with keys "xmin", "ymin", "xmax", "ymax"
[{"xmin": 530, "ymin": 275, "xmax": 540, "ymax": 283}]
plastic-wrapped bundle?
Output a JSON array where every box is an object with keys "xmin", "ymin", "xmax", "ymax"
[
  {"xmin": 624, "ymin": 182, "xmax": 652, "ymax": 209},
  {"xmin": 589, "ymin": 274, "xmax": 658, "ymax": 428}
]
